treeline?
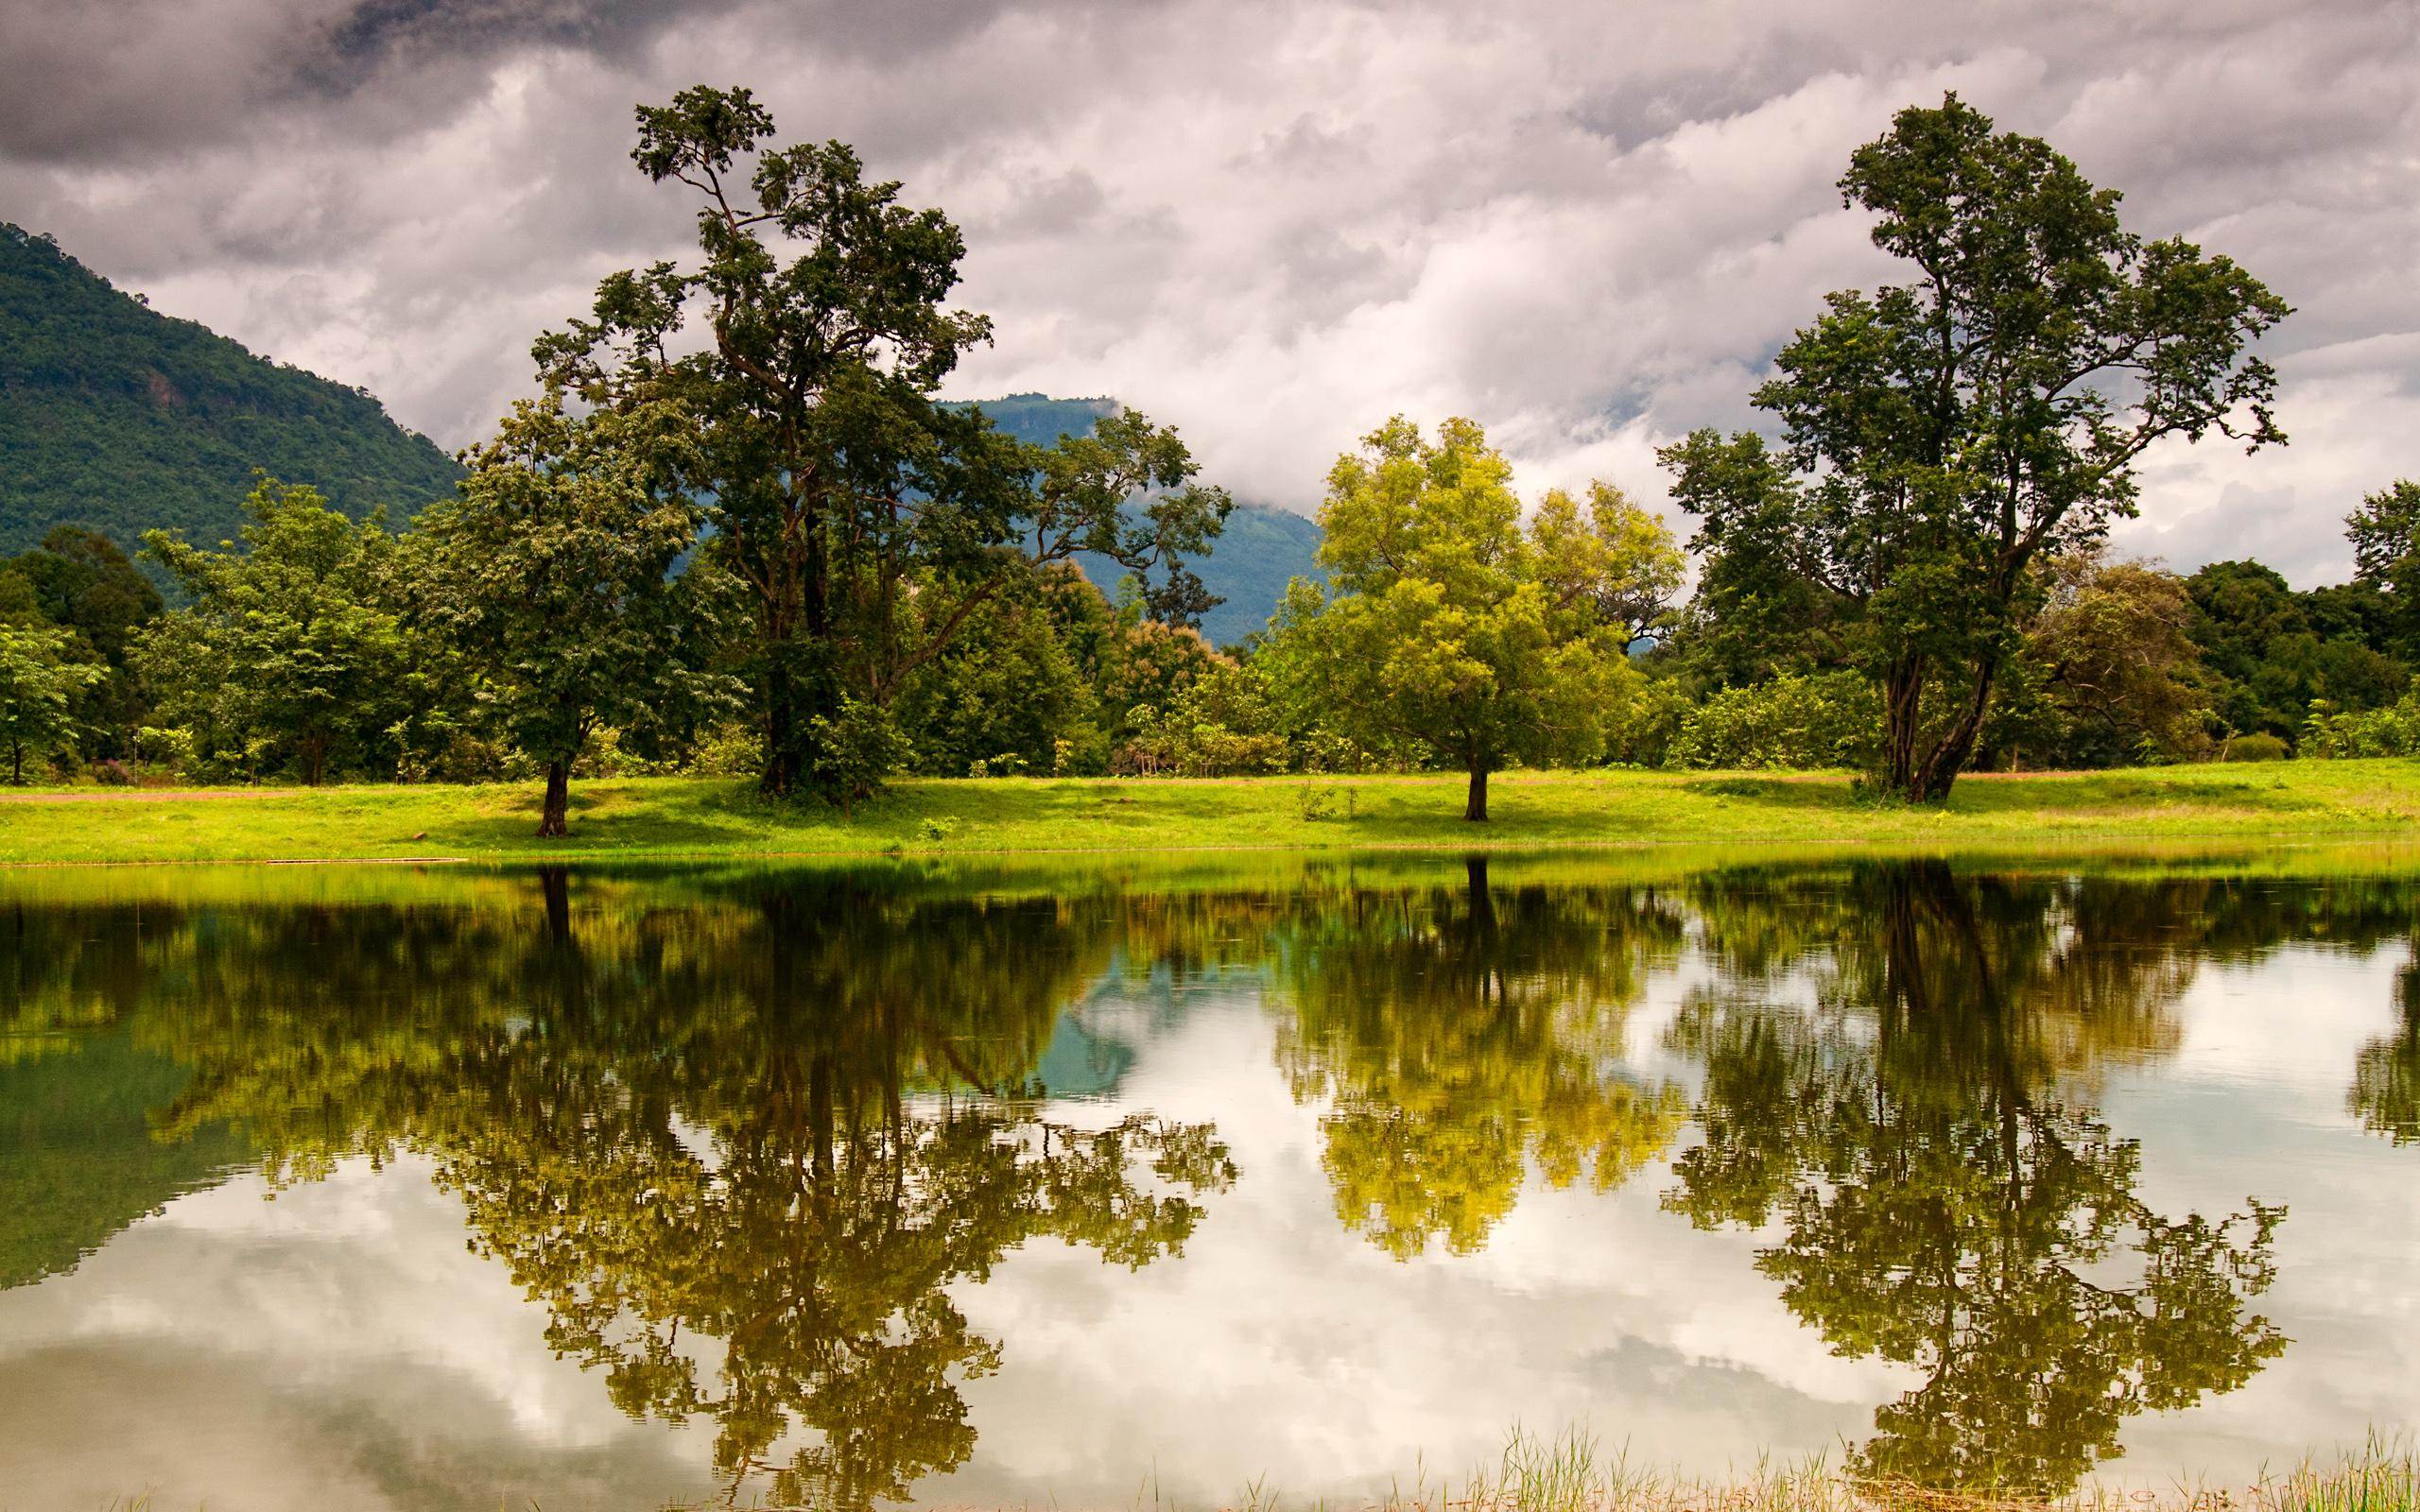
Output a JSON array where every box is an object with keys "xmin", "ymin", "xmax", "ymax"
[{"xmin": 8, "ymin": 91, "xmax": 2420, "ymax": 819}]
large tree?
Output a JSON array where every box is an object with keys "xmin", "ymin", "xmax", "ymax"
[
  {"xmin": 420, "ymin": 396, "xmax": 745, "ymax": 836},
  {"xmin": 535, "ymin": 86, "xmax": 1229, "ymax": 803},
  {"xmin": 1662, "ymin": 94, "xmax": 2289, "ymax": 801},
  {"xmin": 1266, "ymin": 418, "xmax": 1641, "ymax": 820}
]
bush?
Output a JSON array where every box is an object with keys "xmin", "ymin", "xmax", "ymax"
[
  {"xmin": 1663, "ymin": 672, "xmax": 1882, "ymax": 771},
  {"xmin": 2222, "ymin": 731, "xmax": 2290, "ymax": 762},
  {"xmin": 2302, "ymin": 696, "xmax": 2420, "ymax": 759}
]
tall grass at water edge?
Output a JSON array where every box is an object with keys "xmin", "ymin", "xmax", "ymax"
[{"xmin": 76, "ymin": 1429, "xmax": 2420, "ymax": 1512}]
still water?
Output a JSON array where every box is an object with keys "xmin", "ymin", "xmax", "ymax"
[{"xmin": 2, "ymin": 848, "xmax": 2416, "ymax": 1511}]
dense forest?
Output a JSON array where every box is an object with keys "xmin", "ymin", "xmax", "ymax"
[
  {"xmin": 8, "ymin": 91, "xmax": 2420, "ymax": 820},
  {"xmin": 0, "ymin": 223, "xmax": 463, "ymax": 559}
]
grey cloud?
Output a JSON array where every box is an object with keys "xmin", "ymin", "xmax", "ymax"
[{"xmin": 3, "ymin": 0, "xmax": 2416, "ymax": 580}]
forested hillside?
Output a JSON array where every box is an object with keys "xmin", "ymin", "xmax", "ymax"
[
  {"xmin": 0, "ymin": 223, "xmax": 462, "ymax": 558},
  {"xmin": 954, "ymin": 392, "xmax": 1324, "ymax": 647}
]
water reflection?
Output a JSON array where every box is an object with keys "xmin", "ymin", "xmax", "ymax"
[
  {"xmin": 1666, "ymin": 861, "xmax": 2289, "ymax": 1493},
  {"xmin": 2351, "ymin": 949, "xmax": 2420, "ymax": 1144},
  {"xmin": 1277, "ymin": 857, "xmax": 1690, "ymax": 1257},
  {"xmin": 5, "ymin": 853, "xmax": 2418, "ymax": 1505},
  {"xmin": 6, "ymin": 869, "xmax": 1236, "ymax": 1508}
]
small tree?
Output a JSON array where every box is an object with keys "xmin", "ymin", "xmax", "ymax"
[
  {"xmin": 1266, "ymin": 418, "xmax": 1633, "ymax": 820},
  {"xmin": 424, "ymin": 396, "xmax": 744, "ymax": 836},
  {"xmin": 1663, "ymin": 94, "xmax": 2289, "ymax": 801},
  {"xmin": 0, "ymin": 625, "xmax": 105, "ymax": 782}
]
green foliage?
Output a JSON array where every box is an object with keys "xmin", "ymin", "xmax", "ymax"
[
  {"xmin": 1982, "ymin": 554, "xmax": 2219, "ymax": 769},
  {"xmin": 1122, "ymin": 661, "xmax": 1294, "ymax": 777},
  {"xmin": 136, "ymin": 477, "xmax": 425, "ymax": 784},
  {"xmin": 894, "ymin": 564, "xmax": 1100, "ymax": 780},
  {"xmin": 0, "ymin": 622, "xmax": 107, "ymax": 782},
  {"xmin": 0, "ymin": 223, "xmax": 461, "ymax": 561},
  {"xmin": 1664, "ymin": 94, "xmax": 2289, "ymax": 801},
  {"xmin": 2301, "ymin": 693, "xmax": 2420, "ymax": 759},
  {"xmin": 945, "ymin": 396, "xmax": 1326, "ymax": 651},
  {"xmin": 1661, "ymin": 671, "xmax": 1881, "ymax": 771},
  {"xmin": 2186, "ymin": 558, "xmax": 2406, "ymax": 745},
  {"xmin": 2225, "ymin": 732, "xmax": 2291, "ymax": 763},
  {"xmin": 1266, "ymin": 417, "xmax": 1635, "ymax": 819},
  {"xmin": 2345, "ymin": 478, "xmax": 2420, "ymax": 653},
  {"xmin": 534, "ymin": 89, "xmax": 1229, "ymax": 804},
  {"xmin": 2, "ymin": 527, "xmax": 162, "ymax": 760},
  {"xmin": 421, "ymin": 397, "xmax": 745, "ymax": 833}
]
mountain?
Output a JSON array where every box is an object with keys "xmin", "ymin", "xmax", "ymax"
[
  {"xmin": 953, "ymin": 392, "xmax": 1325, "ymax": 648},
  {"xmin": 0, "ymin": 223, "xmax": 463, "ymax": 558}
]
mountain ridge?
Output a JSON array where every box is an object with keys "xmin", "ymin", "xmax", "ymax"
[{"xmin": 0, "ymin": 223, "xmax": 463, "ymax": 558}]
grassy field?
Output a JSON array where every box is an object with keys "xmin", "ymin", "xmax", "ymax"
[{"xmin": 7, "ymin": 760, "xmax": 2420, "ymax": 866}]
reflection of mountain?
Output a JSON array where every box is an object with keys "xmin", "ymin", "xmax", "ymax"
[
  {"xmin": 0, "ymin": 1030, "xmax": 248, "ymax": 1290},
  {"xmin": 1666, "ymin": 861, "xmax": 2289, "ymax": 1496}
]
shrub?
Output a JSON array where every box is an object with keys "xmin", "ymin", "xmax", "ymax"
[
  {"xmin": 1663, "ymin": 673, "xmax": 1882, "ymax": 771},
  {"xmin": 2222, "ymin": 731, "xmax": 2290, "ymax": 763},
  {"xmin": 2302, "ymin": 696, "xmax": 2420, "ymax": 759}
]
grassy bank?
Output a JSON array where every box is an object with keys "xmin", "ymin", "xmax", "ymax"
[{"xmin": 8, "ymin": 761, "xmax": 2420, "ymax": 865}]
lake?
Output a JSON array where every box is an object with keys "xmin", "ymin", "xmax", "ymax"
[{"xmin": 2, "ymin": 846, "xmax": 2415, "ymax": 1511}]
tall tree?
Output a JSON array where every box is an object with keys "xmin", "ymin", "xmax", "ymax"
[
  {"xmin": 534, "ymin": 86, "xmax": 1228, "ymax": 803},
  {"xmin": 1662, "ymin": 94, "xmax": 2289, "ymax": 801},
  {"xmin": 1266, "ymin": 418, "xmax": 1634, "ymax": 820},
  {"xmin": 421, "ymin": 396, "xmax": 744, "ymax": 836}
]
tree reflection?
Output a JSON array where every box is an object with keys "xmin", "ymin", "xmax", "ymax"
[
  {"xmin": 2351, "ymin": 953, "xmax": 2420, "ymax": 1144},
  {"xmin": 1278, "ymin": 858, "xmax": 1690, "ymax": 1258},
  {"xmin": 1667, "ymin": 860, "xmax": 2287, "ymax": 1495},
  {"xmin": 112, "ymin": 869, "xmax": 1236, "ymax": 1509}
]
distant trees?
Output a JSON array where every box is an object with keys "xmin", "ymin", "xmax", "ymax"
[
  {"xmin": 137, "ymin": 477, "xmax": 420, "ymax": 785},
  {"xmin": 1265, "ymin": 418, "xmax": 1655, "ymax": 820},
  {"xmin": 1662, "ymin": 94, "xmax": 2289, "ymax": 801}
]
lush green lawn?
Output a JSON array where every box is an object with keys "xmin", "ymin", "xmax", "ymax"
[{"xmin": 7, "ymin": 760, "xmax": 2420, "ymax": 865}]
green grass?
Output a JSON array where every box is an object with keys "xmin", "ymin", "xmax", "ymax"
[{"xmin": 8, "ymin": 761, "xmax": 2420, "ymax": 866}]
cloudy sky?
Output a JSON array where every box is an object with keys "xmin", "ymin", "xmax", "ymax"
[{"xmin": 4, "ymin": 0, "xmax": 2416, "ymax": 584}]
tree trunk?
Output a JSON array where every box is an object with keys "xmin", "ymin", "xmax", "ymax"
[
  {"xmin": 9, "ymin": 737, "xmax": 20, "ymax": 786},
  {"xmin": 537, "ymin": 761, "xmax": 570, "ymax": 837},
  {"xmin": 301, "ymin": 729, "xmax": 327, "ymax": 787},
  {"xmin": 1882, "ymin": 654, "xmax": 1927, "ymax": 799},
  {"xmin": 1910, "ymin": 660, "xmax": 1999, "ymax": 802},
  {"xmin": 1464, "ymin": 764, "xmax": 1489, "ymax": 821},
  {"xmin": 540, "ymin": 865, "xmax": 571, "ymax": 943},
  {"xmin": 761, "ymin": 650, "xmax": 800, "ymax": 798}
]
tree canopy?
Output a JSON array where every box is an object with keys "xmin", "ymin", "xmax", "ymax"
[
  {"xmin": 1266, "ymin": 417, "xmax": 1655, "ymax": 819},
  {"xmin": 1662, "ymin": 94, "xmax": 2290, "ymax": 800}
]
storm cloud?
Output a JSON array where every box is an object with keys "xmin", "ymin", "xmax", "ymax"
[{"xmin": 6, "ymin": 0, "xmax": 2416, "ymax": 584}]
